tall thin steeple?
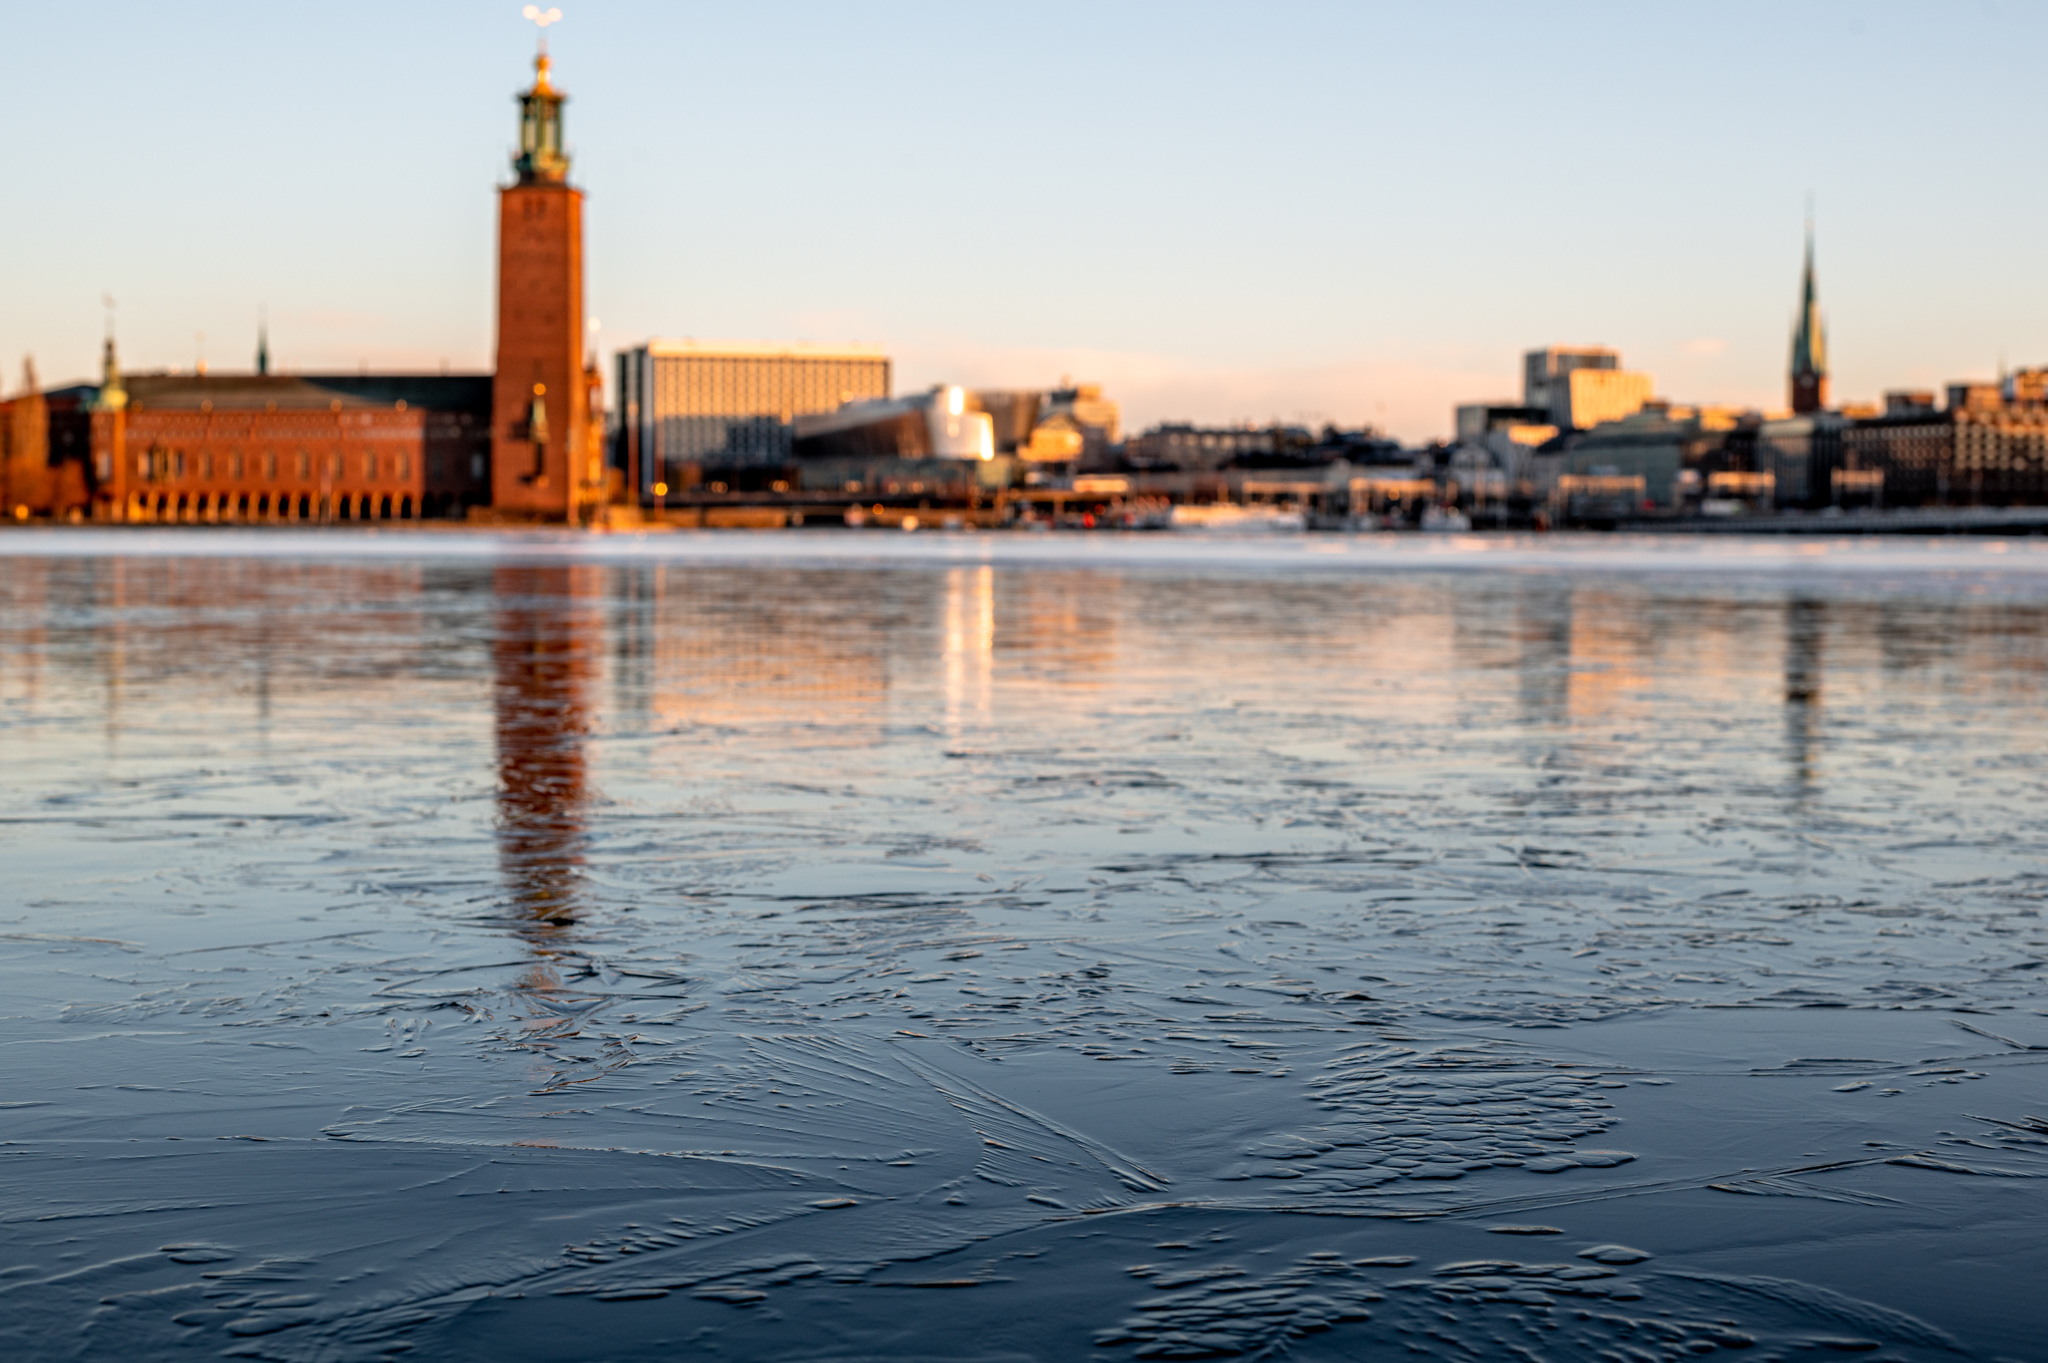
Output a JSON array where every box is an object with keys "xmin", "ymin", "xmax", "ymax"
[
  {"xmin": 1789, "ymin": 222, "xmax": 1828, "ymax": 415},
  {"xmin": 256, "ymin": 308, "xmax": 270, "ymax": 376}
]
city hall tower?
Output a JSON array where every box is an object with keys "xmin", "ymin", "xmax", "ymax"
[{"xmin": 492, "ymin": 45, "xmax": 588, "ymax": 519}]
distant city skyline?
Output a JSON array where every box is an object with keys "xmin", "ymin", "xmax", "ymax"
[{"xmin": 10, "ymin": 0, "xmax": 2047, "ymax": 443}]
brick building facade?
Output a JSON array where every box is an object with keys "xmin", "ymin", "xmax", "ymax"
[
  {"xmin": 0, "ymin": 363, "xmax": 92, "ymax": 520},
  {"xmin": 1841, "ymin": 379, "xmax": 2048, "ymax": 508},
  {"xmin": 90, "ymin": 372, "xmax": 491, "ymax": 523}
]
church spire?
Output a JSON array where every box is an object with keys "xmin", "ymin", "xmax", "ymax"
[
  {"xmin": 1789, "ymin": 223, "xmax": 1828, "ymax": 415},
  {"xmin": 256, "ymin": 308, "xmax": 270, "ymax": 376}
]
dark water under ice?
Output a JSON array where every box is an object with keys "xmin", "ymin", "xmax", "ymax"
[{"xmin": 4, "ymin": 531, "xmax": 2048, "ymax": 1362}]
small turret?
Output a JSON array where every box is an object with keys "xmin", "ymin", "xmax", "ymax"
[{"xmin": 94, "ymin": 335, "xmax": 127, "ymax": 414}]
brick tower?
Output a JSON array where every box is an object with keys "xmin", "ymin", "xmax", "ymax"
[{"xmin": 492, "ymin": 45, "xmax": 588, "ymax": 520}]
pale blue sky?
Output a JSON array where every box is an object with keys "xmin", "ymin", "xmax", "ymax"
[{"xmin": 11, "ymin": 1, "xmax": 2046, "ymax": 441}]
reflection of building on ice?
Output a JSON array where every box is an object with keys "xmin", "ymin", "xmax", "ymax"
[
  {"xmin": 492, "ymin": 563, "xmax": 601, "ymax": 932},
  {"xmin": 943, "ymin": 565, "xmax": 995, "ymax": 737},
  {"xmin": 639, "ymin": 568, "xmax": 890, "ymax": 741}
]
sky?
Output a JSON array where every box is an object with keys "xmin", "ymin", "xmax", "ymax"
[{"xmin": 9, "ymin": 1, "xmax": 2048, "ymax": 443}]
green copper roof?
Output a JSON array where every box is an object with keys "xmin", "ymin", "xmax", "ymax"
[{"xmin": 514, "ymin": 50, "xmax": 570, "ymax": 185}]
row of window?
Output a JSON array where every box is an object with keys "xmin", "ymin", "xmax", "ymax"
[
  {"xmin": 645, "ymin": 358, "xmax": 890, "ymax": 420},
  {"xmin": 1147, "ymin": 433, "xmax": 1274, "ymax": 451},
  {"xmin": 136, "ymin": 449, "xmax": 416, "ymax": 482},
  {"xmin": 651, "ymin": 415, "xmax": 793, "ymax": 464},
  {"xmin": 1850, "ymin": 436, "xmax": 2048, "ymax": 471},
  {"xmin": 141, "ymin": 415, "xmax": 474, "ymax": 432}
]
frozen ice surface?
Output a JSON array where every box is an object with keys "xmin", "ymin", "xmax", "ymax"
[{"xmin": 2, "ymin": 529, "xmax": 2046, "ymax": 1361}]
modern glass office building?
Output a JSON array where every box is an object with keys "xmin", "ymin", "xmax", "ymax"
[{"xmin": 614, "ymin": 340, "xmax": 890, "ymax": 492}]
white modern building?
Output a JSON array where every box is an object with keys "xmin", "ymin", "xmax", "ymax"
[{"xmin": 792, "ymin": 385, "xmax": 995, "ymax": 462}]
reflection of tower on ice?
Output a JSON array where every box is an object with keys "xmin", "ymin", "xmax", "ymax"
[{"xmin": 492, "ymin": 564, "xmax": 599, "ymax": 929}]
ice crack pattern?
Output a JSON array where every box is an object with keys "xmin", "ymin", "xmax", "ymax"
[{"xmin": 3, "ymin": 541, "xmax": 2048, "ymax": 1360}]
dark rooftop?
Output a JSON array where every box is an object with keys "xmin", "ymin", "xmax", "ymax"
[{"xmin": 123, "ymin": 372, "xmax": 492, "ymax": 414}]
